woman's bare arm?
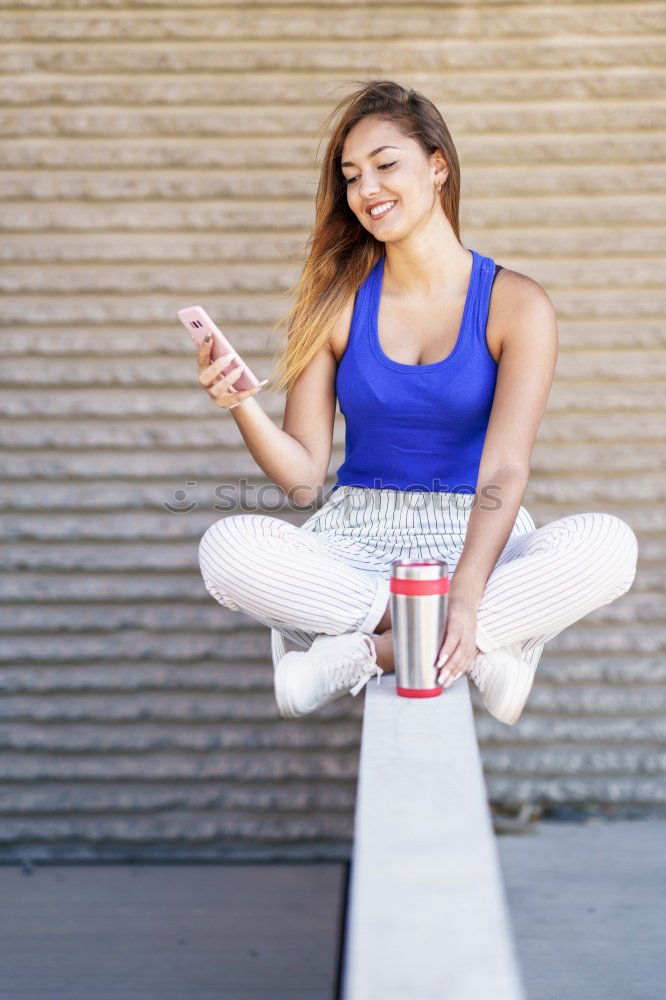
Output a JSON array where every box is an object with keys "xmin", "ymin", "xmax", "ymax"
[
  {"xmin": 232, "ymin": 291, "xmax": 355, "ymax": 507},
  {"xmin": 451, "ymin": 270, "xmax": 559, "ymax": 603}
]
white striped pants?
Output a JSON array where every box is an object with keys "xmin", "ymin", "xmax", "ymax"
[{"xmin": 198, "ymin": 486, "xmax": 638, "ymax": 674}]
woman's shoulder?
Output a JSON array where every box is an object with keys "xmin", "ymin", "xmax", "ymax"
[
  {"xmin": 490, "ymin": 263, "xmax": 558, "ymax": 358},
  {"xmin": 492, "ymin": 263, "xmax": 551, "ymax": 305}
]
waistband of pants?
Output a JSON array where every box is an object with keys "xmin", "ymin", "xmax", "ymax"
[{"xmin": 320, "ymin": 485, "xmax": 480, "ymax": 518}]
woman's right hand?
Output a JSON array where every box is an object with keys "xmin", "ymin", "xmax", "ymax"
[{"xmin": 197, "ymin": 336, "xmax": 269, "ymax": 411}]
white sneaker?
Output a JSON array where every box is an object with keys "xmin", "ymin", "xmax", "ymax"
[
  {"xmin": 467, "ymin": 641, "xmax": 536, "ymax": 726},
  {"xmin": 274, "ymin": 632, "xmax": 384, "ymax": 718}
]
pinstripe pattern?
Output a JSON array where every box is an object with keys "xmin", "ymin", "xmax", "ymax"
[{"xmin": 198, "ymin": 486, "xmax": 638, "ymax": 679}]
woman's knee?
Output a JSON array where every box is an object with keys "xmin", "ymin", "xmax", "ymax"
[
  {"xmin": 608, "ymin": 514, "xmax": 638, "ymax": 593},
  {"xmin": 198, "ymin": 513, "xmax": 272, "ymax": 580},
  {"xmin": 583, "ymin": 512, "xmax": 638, "ymax": 596}
]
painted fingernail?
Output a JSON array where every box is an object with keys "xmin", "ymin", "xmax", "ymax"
[
  {"xmin": 436, "ymin": 653, "xmax": 448, "ymax": 670},
  {"xmin": 443, "ymin": 675, "xmax": 455, "ymax": 688},
  {"xmin": 438, "ymin": 670, "xmax": 450, "ymax": 685}
]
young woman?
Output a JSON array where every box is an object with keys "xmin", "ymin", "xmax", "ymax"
[{"xmin": 197, "ymin": 80, "xmax": 638, "ymax": 725}]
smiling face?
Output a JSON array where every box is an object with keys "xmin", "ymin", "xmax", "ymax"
[{"xmin": 340, "ymin": 115, "xmax": 448, "ymax": 242}]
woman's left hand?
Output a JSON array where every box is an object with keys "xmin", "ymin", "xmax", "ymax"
[{"xmin": 434, "ymin": 596, "xmax": 480, "ymax": 688}]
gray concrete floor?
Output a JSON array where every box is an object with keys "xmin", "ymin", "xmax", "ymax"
[
  {"xmin": 0, "ymin": 819, "xmax": 664, "ymax": 999},
  {"xmin": 0, "ymin": 862, "xmax": 345, "ymax": 1000},
  {"xmin": 497, "ymin": 818, "xmax": 666, "ymax": 1000}
]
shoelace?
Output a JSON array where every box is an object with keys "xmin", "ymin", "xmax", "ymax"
[
  {"xmin": 468, "ymin": 642, "xmax": 525, "ymax": 694},
  {"xmin": 323, "ymin": 635, "xmax": 384, "ymax": 698}
]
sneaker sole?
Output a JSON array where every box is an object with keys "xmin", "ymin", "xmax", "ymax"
[
  {"xmin": 482, "ymin": 650, "xmax": 535, "ymax": 726},
  {"xmin": 274, "ymin": 653, "xmax": 304, "ymax": 717}
]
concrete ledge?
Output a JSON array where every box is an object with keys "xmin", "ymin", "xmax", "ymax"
[{"xmin": 340, "ymin": 673, "xmax": 526, "ymax": 1000}]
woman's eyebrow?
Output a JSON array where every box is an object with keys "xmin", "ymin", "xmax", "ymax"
[{"xmin": 340, "ymin": 145, "xmax": 401, "ymax": 168}]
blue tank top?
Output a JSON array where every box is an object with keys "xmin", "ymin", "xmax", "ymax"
[{"xmin": 332, "ymin": 248, "xmax": 502, "ymax": 494}]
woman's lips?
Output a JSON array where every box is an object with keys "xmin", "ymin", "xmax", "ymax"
[{"xmin": 368, "ymin": 201, "xmax": 397, "ymax": 220}]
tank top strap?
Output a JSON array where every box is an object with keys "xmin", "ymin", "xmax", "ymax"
[
  {"xmin": 466, "ymin": 251, "xmax": 502, "ymax": 362},
  {"xmin": 346, "ymin": 257, "xmax": 382, "ymax": 353}
]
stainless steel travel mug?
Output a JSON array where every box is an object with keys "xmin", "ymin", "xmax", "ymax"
[{"xmin": 389, "ymin": 559, "xmax": 449, "ymax": 698}]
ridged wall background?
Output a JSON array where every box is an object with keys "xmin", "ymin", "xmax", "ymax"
[{"xmin": 1, "ymin": 0, "xmax": 664, "ymax": 860}]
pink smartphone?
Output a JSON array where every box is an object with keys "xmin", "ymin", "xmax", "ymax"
[{"xmin": 177, "ymin": 305, "xmax": 262, "ymax": 392}]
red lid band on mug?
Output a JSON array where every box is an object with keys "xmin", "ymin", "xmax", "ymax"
[{"xmin": 389, "ymin": 577, "xmax": 450, "ymax": 596}]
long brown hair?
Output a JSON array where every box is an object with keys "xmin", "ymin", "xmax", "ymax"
[{"xmin": 267, "ymin": 79, "xmax": 462, "ymax": 397}]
